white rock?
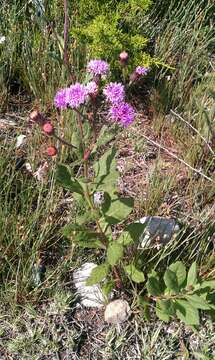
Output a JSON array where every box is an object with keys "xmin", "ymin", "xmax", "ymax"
[
  {"xmin": 16, "ymin": 134, "xmax": 26, "ymax": 148},
  {"xmin": 73, "ymin": 262, "xmax": 105, "ymax": 308},
  {"xmin": 104, "ymin": 299, "xmax": 131, "ymax": 324},
  {"xmin": 0, "ymin": 36, "xmax": 5, "ymax": 44},
  {"xmin": 33, "ymin": 161, "xmax": 49, "ymax": 181},
  {"xmin": 25, "ymin": 162, "xmax": 33, "ymax": 173}
]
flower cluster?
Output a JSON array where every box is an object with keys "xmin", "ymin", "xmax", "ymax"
[
  {"xmin": 108, "ymin": 102, "xmax": 135, "ymax": 127},
  {"xmin": 135, "ymin": 66, "xmax": 149, "ymax": 76},
  {"xmin": 54, "ymin": 88, "xmax": 68, "ymax": 109},
  {"xmin": 54, "ymin": 83, "xmax": 93, "ymax": 109},
  {"xmin": 103, "ymin": 82, "xmax": 125, "ymax": 104},
  {"xmin": 87, "ymin": 60, "xmax": 109, "ymax": 76},
  {"xmin": 66, "ymin": 83, "xmax": 87, "ymax": 109},
  {"xmin": 54, "ymin": 59, "xmax": 136, "ymax": 127},
  {"xmin": 103, "ymin": 82, "xmax": 135, "ymax": 126}
]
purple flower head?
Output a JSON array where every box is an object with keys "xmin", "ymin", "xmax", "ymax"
[
  {"xmin": 135, "ymin": 66, "xmax": 150, "ymax": 76},
  {"xmin": 103, "ymin": 82, "xmax": 125, "ymax": 104},
  {"xmin": 87, "ymin": 60, "xmax": 109, "ymax": 76},
  {"xmin": 108, "ymin": 102, "xmax": 135, "ymax": 127},
  {"xmin": 85, "ymin": 81, "xmax": 99, "ymax": 97},
  {"xmin": 54, "ymin": 88, "xmax": 68, "ymax": 109},
  {"xmin": 66, "ymin": 83, "xmax": 87, "ymax": 109}
]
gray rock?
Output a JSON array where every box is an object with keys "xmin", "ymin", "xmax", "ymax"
[
  {"xmin": 104, "ymin": 299, "xmax": 131, "ymax": 324},
  {"xmin": 138, "ymin": 216, "xmax": 180, "ymax": 249}
]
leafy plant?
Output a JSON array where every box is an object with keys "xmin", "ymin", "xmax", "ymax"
[
  {"xmin": 31, "ymin": 54, "xmax": 215, "ymax": 327},
  {"xmin": 145, "ymin": 261, "xmax": 215, "ymax": 326}
]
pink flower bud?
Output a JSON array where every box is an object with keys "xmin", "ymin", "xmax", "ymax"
[
  {"xmin": 47, "ymin": 146, "xmax": 57, "ymax": 156},
  {"xmin": 43, "ymin": 122, "xmax": 54, "ymax": 135},
  {"xmin": 119, "ymin": 51, "xmax": 129, "ymax": 65}
]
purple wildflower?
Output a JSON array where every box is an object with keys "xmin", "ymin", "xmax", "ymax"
[
  {"xmin": 103, "ymin": 82, "xmax": 125, "ymax": 104},
  {"xmin": 54, "ymin": 88, "xmax": 68, "ymax": 109},
  {"xmin": 66, "ymin": 83, "xmax": 87, "ymax": 109},
  {"xmin": 85, "ymin": 81, "xmax": 99, "ymax": 97},
  {"xmin": 87, "ymin": 60, "xmax": 109, "ymax": 76},
  {"xmin": 108, "ymin": 102, "xmax": 135, "ymax": 127},
  {"xmin": 135, "ymin": 66, "xmax": 150, "ymax": 76}
]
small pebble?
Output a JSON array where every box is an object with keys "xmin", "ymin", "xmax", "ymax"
[{"xmin": 104, "ymin": 299, "xmax": 131, "ymax": 324}]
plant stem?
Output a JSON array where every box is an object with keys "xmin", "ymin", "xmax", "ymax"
[
  {"xmin": 83, "ymin": 160, "xmax": 107, "ymax": 247},
  {"xmin": 53, "ymin": 133, "xmax": 77, "ymax": 149}
]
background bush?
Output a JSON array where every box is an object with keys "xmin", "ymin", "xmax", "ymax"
[{"xmin": 71, "ymin": 0, "xmax": 154, "ymax": 75}]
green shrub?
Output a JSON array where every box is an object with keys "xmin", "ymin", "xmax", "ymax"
[{"xmin": 71, "ymin": 0, "xmax": 153, "ymax": 75}]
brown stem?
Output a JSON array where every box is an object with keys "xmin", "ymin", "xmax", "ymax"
[
  {"xmin": 91, "ymin": 99, "xmax": 97, "ymax": 144},
  {"xmin": 113, "ymin": 266, "xmax": 123, "ymax": 290},
  {"xmin": 76, "ymin": 111, "xmax": 85, "ymax": 154}
]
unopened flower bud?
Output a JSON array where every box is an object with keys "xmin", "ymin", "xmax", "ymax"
[
  {"xmin": 47, "ymin": 146, "xmax": 57, "ymax": 156},
  {"xmin": 29, "ymin": 110, "xmax": 46, "ymax": 125},
  {"xmin": 43, "ymin": 122, "xmax": 54, "ymax": 135},
  {"xmin": 119, "ymin": 51, "xmax": 129, "ymax": 65}
]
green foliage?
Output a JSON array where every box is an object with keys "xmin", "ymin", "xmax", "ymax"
[
  {"xmin": 71, "ymin": 0, "xmax": 153, "ymax": 75},
  {"xmin": 146, "ymin": 0, "xmax": 215, "ymax": 110},
  {"xmin": 125, "ymin": 264, "xmax": 145, "ymax": 283},
  {"xmin": 144, "ymin": 261, "xmax": 215, "ymax": 327},
  {"xmin": 107, "ymin": 242, "xmax": 124, "ymax": 266},
  {"xmin": 0, "ymin": 1, "xmax": 68, "ymax": 107},
  {"xmin": 86, "ymin": 263, "xmax": 110, "ymax": 286},
  {"xmin": 63, "ymin": 223, "xmax": 105, "ymax": 249},
  {"xmin": 56, "ymin": 164, "xmax": 83, "ymax": 194},
  {"xmin": 146, "ymin": 271, "xmax": 163, "ymax": 296}
]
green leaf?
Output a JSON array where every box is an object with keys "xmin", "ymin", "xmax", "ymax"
[
  {"xmin": 169, "ymin": 261, "xmax": 186, "ymax": 287},
  {"xmin": 94, "ymin": 147, "xmax": 117, "ymax": 178},
  {"xmin": 156, "ymin": 300, "xmax": 170, "ymax": 322},
  {"xmin": 187, "ymin": 262, "xmax": 197, "ymax": 287},
  {"xmin": 146, "ymin": 273, "xmax": 162, "ymax": 296},
  {"xmin": 138, "ymin": 297, "xmax": 151, "ymax": 321},
  {"xmin": 125, "ymin": 222, "xmax": 147, "ymax": 242},
  {"xmin": 93, "ymin": 147, "xmax": 118, "ymax": 195},
  {"xmin": 93, "ymin": 125, "xmax": 116, "ymax": 152},
  {"xmin": 107, "ymin": 242, "xmax": 124, "ymax": 266},
  {"xmin": 118, "ymin": 231, "xmax": 134, "ymax": 246},
  {"xmin": 56, "ymin": 164, "xmax": 83, "ymax": 194},
  {"xmin": 175, "ymin": 299, "xmax": 200, "ymax": 326},
  {"xmin": 101, "ymin": 280, "xmax": 115, "ymax": 298},
  {"xmin": 124, "ymin": 264, "xmax": 145, "ymax": 283},
  {"xmin": 185, "ymin": 294, "xmax": 211, "ymax": 310},
  {"xmin": 63, "ymin": 224, "xmax": 105, "ymax": 249},
  {"xmin": 199, "ymin": 280, "xmax": 215, "ymax": 290},
  {"xmin": 164, "ymin": 269, "xmax": 179, "ymax": 293},
  {"xmin": 86, "ymin": 263, "xmax": 110, "ymax": 286},
  {"xmin": 75, "ymin": 209, "xmax": 100, "ymax": 225},
  {"xmin": 103, "ymin": 197, "xmax": 134, "ymax": 224}
]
